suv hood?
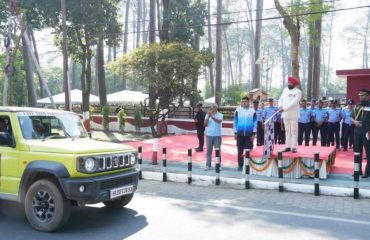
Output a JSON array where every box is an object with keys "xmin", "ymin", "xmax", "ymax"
[{"xmin": 27, "ymin": 138, "xmax": 134, "ymax": 154}]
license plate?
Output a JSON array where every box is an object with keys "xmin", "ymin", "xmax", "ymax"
[{"xmin": 110, "ymin": 185, "xmax": 134, "ymax": 199}]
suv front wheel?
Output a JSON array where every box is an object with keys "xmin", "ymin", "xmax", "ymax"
[
  {"xmin": 103, "ymin": 193, "xmax": 134, "ymax": 209},
  {"xmin": 24, "ymin": 179, "xmax": 71, "ymax": 232}
]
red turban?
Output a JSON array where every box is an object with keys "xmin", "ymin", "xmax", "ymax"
[{"xmin": 288, "ymin": 76, "xmax": 300, "ymax": 86}]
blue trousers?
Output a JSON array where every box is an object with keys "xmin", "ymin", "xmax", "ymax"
[{"xmin": 206, "ymin": 136, "xmax": 221, "ymax": 167}]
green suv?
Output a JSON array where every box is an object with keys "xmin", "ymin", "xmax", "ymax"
[{"xmin": 0, "ymin": 107, "xmax": 139, "ymax": 232}]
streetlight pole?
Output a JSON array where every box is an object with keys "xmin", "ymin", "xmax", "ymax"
[{"xmin": 61, "ymin": 0, "xmax": 71, "ymax": 111}]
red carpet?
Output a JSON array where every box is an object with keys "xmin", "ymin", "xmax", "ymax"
[{"xmin": 125, "ymin": 134, "xmax": 366, "ymax": 175}]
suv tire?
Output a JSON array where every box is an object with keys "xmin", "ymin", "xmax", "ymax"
[
  {"xmin": 24, "ymin": 179, "xmax": 71, "ymax": 232},
  {"xmin": 103, "ymin": 193, "xmax": 134, "ymax": 209}
]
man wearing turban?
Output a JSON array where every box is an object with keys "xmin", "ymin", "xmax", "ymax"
[{"xmin": 278, "ymin": 76, "xmax": 302, "ymax": 153}]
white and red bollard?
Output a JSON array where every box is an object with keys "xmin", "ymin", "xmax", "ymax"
[{"xmin": 151, "ymin": 138, "xmax": 158, "ymax": 165}]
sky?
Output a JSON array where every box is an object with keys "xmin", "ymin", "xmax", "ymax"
[{"xmin": 31, "ymin": 0, "xmax": 370, "ymax": 91}]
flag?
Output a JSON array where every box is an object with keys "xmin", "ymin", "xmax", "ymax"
[{"xmin": 262, "ymin": 115, "xmax": 275, "ymax": 160}]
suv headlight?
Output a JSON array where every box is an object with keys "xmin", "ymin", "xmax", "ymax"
[
  {"xmin": 129, "ymin": 153, "xmax": 137, "ymax": 166},
  {"xmin": 78, "ymin": 157, "xmax": 97, "ymax": 173},
  {"xmin": 85, "ymin": 157, "xmax": 96, "ymax": 172}
]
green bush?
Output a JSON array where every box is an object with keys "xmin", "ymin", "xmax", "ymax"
[
  {"xmin": 102, "ymin": 105, "xmax": 110, "ymax": 131},
  {"xmin": 134, "ymin": 105, "xmax": 142, "ymax": 132},
  {"xmin": 117, "ymin": 106, "xmax": 126, "ymax": 132}
]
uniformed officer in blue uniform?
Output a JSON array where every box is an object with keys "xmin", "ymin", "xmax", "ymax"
[
  {"xmin": 312, "ymin": 100, "xmax": 329, "ymax": 146},
  {"xmin": 263, "ymin": 98, "xmax": 279, "ymax": 143},
  {"xmin": 253, "ymin": 100, "xmax": 264, "ymax": 146},
  {"xmin": 309, "ymin": 99, "xmax": 317, "ymax": 140},
  {"xmin": 298, "ymin": 99, "xmax": 312, "ymax": 146},
  {"xmin": 341, "ymin": 99, "xmax": 355, "ymax": 151},
  {"xmin": 327, "ymin": 99, "xmax": 342, "ymax": 149}
]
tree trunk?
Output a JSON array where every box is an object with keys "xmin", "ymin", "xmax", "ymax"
[
  {"xmin": 156, "ymin": 0, "xmax": 161, "ymax": 35},
  {"xmin": 312, "ymin": 15, "xmax": 322, "ymax": 100},
  {"xmin": 275, "ymin": 0, "xmax": 300, "ymax": 80},
  {"xmin": 143, "ymin": 0, "xmax": 148, "ymax": 43},
  {"xmin": 363, "ymin": 9, "xmax": 370, "ymax": 68},
  {"xmin": 207, "ymin": 0, "xmax": 215, "ymax": 96},
  {"xmin": 223, "ymin": 29, "xmax": 234, "ymax": 86},
  {"xmin": 123, "ymin": 0, "xmax": 131, "ymax": 53},
  {"xmin": 136, "ymin": 0, "xmax": 142, "ymax": 48},
  {"xmin": 325, "ymin": 7, "xmax": 334, "ymax": 88},
  {"xmin": 246, "ymin": 0, "xmax": 255, "ymax": 88},
  {"xmin": 97, "ymin": 36, "xmax": 107, "ymax": 106},
  {"xmin": 159, "ymin": 0, "xmax": 170, "ymax": 42},
  {"xmin": 215, "ymin": 0, "xmax": 222, "ymax": 105},
  {"xmin": 252, "ymin": 0, "xmax": 263, "ymax": 89},
  {"xmin": 149, "ymin": 0, "xmax": 158, "ymax": 137},
  {"xmin": 79, "ymin": 27, "xmax": 93, "ymax": 113},
  {"xmin": 94, "ymin": 47, "xmax": 99, "ymax": 95},
  {"xmin": 113, "ymin": 44, "xmax": 118, "ymax": 90},
  {"xmin": 237, "ymin": 29, "xmax": 242, "ymax": 84},
  {"xmin": 149, "ymin": 0, "xmax": 156, "ymax": 43},
  {"xmin": 22, "ymin": 28, "xmax": 37, "ymax": 107},
  {"xmin": 307, "ymin": 37, "xmax": 314, "ymax": 99},
  {"xmin": 279, "ymin": 20, "xmax": 286, "ymax": 88},
  {"xmin": 190, "ymin": 33, "xmax": 200, "ymax": 107},
  {"xmin": 29, "ymin": 26, "xmax": 44, "ymax": 98},
  {"xmin": 80, "ymin": 49, "xmax": 87, "ymax": 111}
]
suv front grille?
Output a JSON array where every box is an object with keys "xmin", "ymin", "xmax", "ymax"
[{"xmin": 101, "ymin": 176, "xmax": 134, "ymax": 190}]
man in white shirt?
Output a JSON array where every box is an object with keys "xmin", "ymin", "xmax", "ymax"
[{"xmin": 278, "ymin": 76, "xmax": 302, "ymax": 153}]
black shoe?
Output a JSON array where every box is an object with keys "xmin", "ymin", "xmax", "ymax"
[
  {"xmin": 292, "ymin": 148, "xmax": 297, "ymax": 153},
  {"xmin": 362, "ymin": 175, "xmax": 369, "ymax": 179},
  {"xmin": 282, "ymin": 148, "xmax": 291, "ymax": 152},
  {"xmin": 195, "ymin": 148, "xmax": 203, "ymax": 152}
]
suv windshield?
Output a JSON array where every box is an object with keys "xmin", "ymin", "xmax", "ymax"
[{"xmin": 17, "ymin": 112, "xmax": 87, "ymax": 140}]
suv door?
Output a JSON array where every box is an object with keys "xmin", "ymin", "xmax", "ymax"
[{"xmin": 0, "ymin": 114, "xmax": 19, "ymax": 194}]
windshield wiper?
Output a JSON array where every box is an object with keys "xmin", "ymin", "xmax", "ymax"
[{"xmin": 42, "ymin": 135, "xmax": 68, "ymax": 142}]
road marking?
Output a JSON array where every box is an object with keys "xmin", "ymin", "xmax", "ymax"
[{"xmin": 222, "ymin": 204, "xmax": 370, "ymax": 226}]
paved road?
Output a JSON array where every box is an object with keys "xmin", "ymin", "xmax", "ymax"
[{"xmin": 1, "ymin": 180, "xmax": 370, "ymax": 240}]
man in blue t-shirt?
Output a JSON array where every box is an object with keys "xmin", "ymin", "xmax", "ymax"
[
  {"xmin": 204, "ymin": 103, "xmax": 223, "ymax": 170},
  {"xmin": 234, "ymin": 96, "xmax": 257, "ymax": 170}
]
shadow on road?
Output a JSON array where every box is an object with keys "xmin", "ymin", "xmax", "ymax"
[
  {"xmin": 137, "ymin": 181, "xmax": 370, "ymax": 240},
  {"xmin": 0, "ymin": 200, "xmax": 148, "ymax": 240}
]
